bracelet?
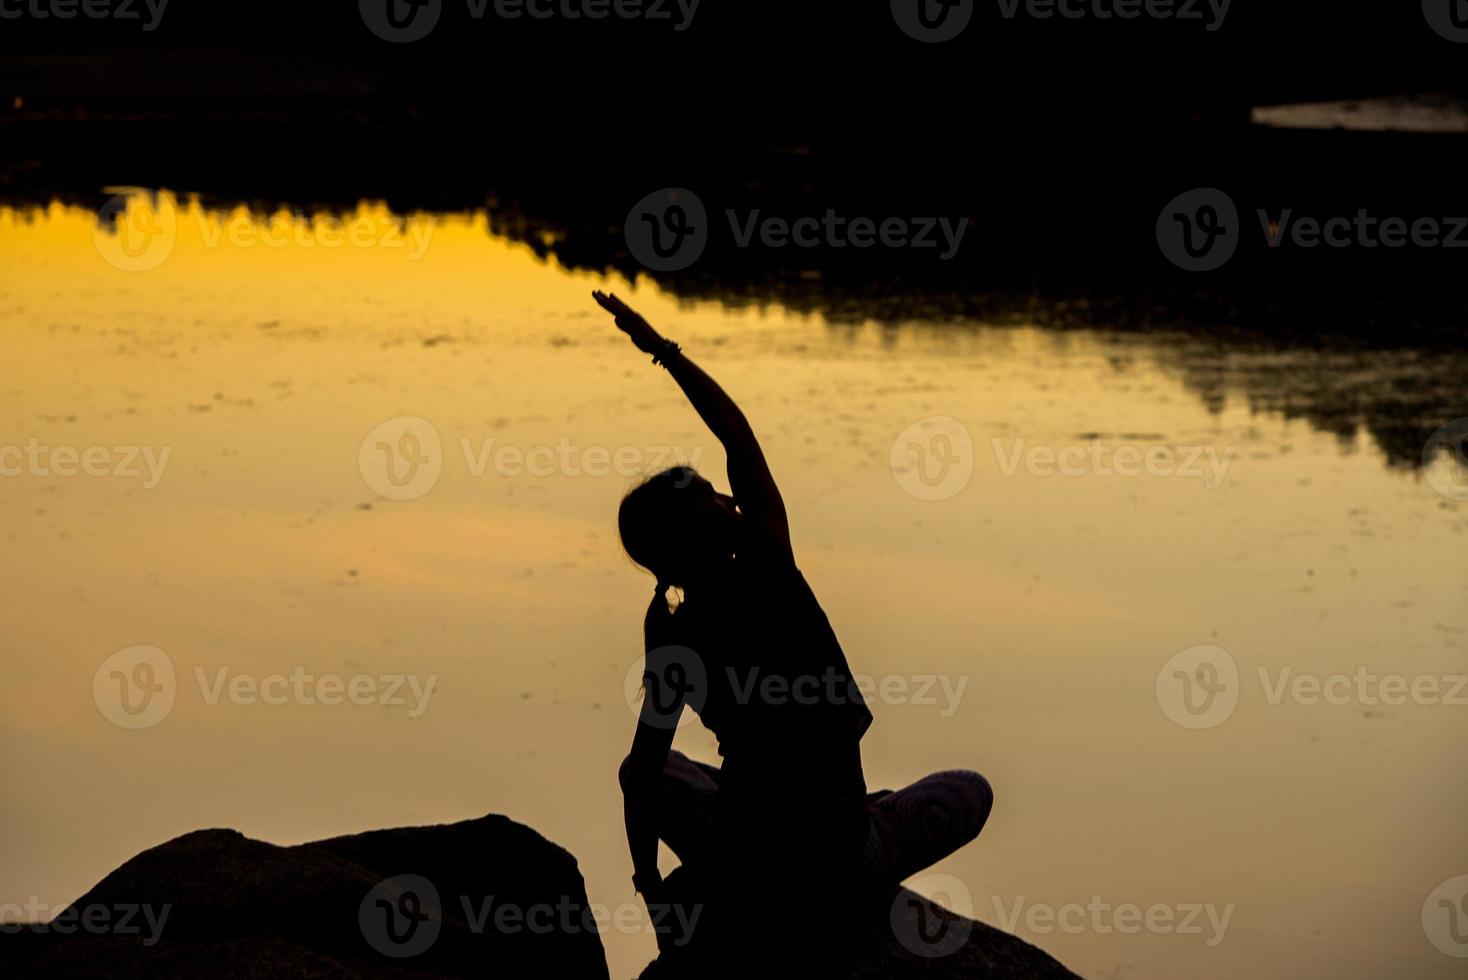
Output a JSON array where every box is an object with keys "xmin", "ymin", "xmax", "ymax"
[{"xmin": 650, "ymin": 339, "xmax": 681, "ymax": 366}]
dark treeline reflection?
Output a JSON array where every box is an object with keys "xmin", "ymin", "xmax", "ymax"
[{"xmin": 9, "ymin": 92, "xmax": 1466, "ymax": 475}]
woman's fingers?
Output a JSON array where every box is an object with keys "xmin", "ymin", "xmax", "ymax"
[
  {"xmin": 591, "ymin": 290, "xmax": 618, "ymax": 315},
  {"xmin": 592, "ymin": 291, "xmax": 655, "ymax": 344},
  {"xmin": 592, "ymin": 290, "xmax": 632, "ymax": 316}
]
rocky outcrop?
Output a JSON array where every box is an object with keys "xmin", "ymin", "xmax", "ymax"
[
  {"xmin": 3, "ymin": 816, "xmax": 1080, "ymax": 979},
  {"xmin": 637, "ymin": 867, "xmax": 1082, "ymax": 980},
  {"xmin": 0, "ymin": 814, "xmax": 609, "ymax": 979}
]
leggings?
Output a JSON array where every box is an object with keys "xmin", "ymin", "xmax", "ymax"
[{"xmin": 655, "ymin": 750, "xmax": 993, "ymax": 886}]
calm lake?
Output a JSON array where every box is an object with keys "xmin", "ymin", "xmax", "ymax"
[{"xmin": 2, "ymin": 195, "xmax": 1465, "ymax": 979}]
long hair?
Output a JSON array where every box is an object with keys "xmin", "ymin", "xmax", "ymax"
[{"xmin": 619, "ymin": 465, "xmax": 699, "ymax": 651}]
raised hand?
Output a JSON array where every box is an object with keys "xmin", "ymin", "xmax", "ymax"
[
  {"xmin": 592, "ymin": 290, "xmax": 664, "ymax": 355},
  {"xmin": 592, "ymin": 287, "xmax": 789, "ymax": 553}
]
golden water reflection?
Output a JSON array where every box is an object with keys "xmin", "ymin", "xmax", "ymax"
[{"xmin": 1, "ymin": 198, "xmax": 1465, "ymax": 979}]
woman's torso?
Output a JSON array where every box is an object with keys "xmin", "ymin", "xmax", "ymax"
[{"xmin": 670, "ymin": 530, "xmax": 873, "ymax": 852}]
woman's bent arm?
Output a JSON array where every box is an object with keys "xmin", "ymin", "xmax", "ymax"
[{"xmin": 620, "ymin": 701, "xmax": 679, "ymax": 893}]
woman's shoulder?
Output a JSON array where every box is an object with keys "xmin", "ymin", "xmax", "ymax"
[{"xmin": 735, "ymin": 518, "xmax": 798, "ymax": 573}]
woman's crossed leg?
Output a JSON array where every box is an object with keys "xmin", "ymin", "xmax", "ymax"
[{"xmin": 655, "ymin": 751, "xmax": 993, "ymax": 885}]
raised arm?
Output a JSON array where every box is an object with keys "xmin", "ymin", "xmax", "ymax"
[{"xmin": 592, "ymin": 290, "xmax": 790, "ymax": 548}]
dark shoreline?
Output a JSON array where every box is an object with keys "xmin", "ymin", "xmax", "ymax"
[{"xmin": 5, "ymin": 37, "xmax": 1466, "ymax": 476}]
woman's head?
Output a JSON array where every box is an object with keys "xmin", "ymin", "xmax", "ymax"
[{"xmin": 619, "ymin": 466, "xmax": 740, "ymax": 589}]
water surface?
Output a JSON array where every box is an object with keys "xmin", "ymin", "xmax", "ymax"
[{"xmin": 1, "ymin": 197, "xmax": 1465, "ymax": 979}]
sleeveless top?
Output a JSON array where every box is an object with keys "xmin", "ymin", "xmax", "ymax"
[{"xmin": 668, "ymin": 525, "xmax": 873, "ymax": 850}]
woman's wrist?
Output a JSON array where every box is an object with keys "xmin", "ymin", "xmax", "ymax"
[{"xmin": 649, "ymin": 338, "xmax": 682, "ymax": 366}]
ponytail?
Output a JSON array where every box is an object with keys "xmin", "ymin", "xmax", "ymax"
[{"xmin": 643, "ymin": 582, "xmax": 677, "ymax": 652}]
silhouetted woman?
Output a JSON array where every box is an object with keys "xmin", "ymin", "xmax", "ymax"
[{"xmin": 595, "ymin": 291, "xmax": 992, "ymax": 936}]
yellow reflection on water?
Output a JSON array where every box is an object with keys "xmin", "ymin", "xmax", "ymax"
[{"xmin": 1, "ymin": 197, "xmax": 1465, "ymax": 979}]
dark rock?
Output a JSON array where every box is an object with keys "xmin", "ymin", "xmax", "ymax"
[
  {"xmin": 637, "ymin": 867, "xmax": 1081, "ymax": 980},
  {"xmin": 1, "ymin": 814, "xmax": 609, "ymax": 979},
  {"xmin": 3, "ymin": 814, "xmax": 1079, "ymax": 979}
]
